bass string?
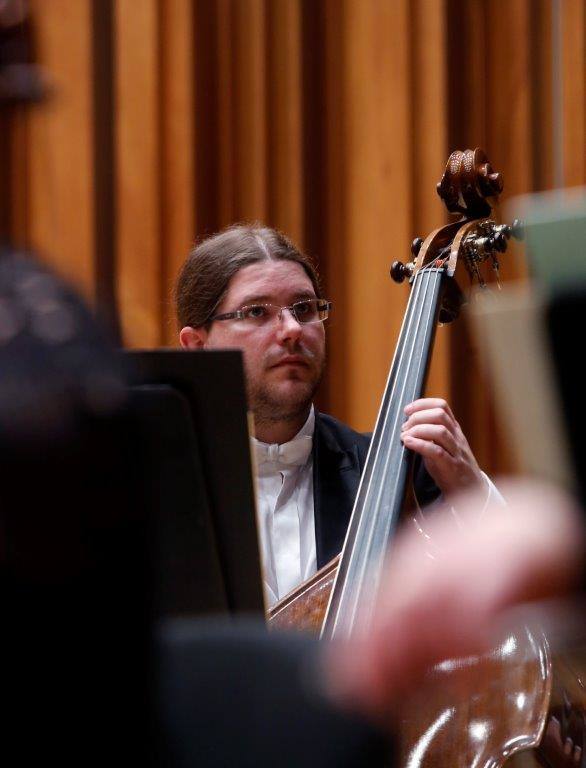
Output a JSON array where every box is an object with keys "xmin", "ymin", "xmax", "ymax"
[
  {"xmin": 328, "ymin": 269, "xmax": 430, "ymax": 635},
  {"xmin": 330, "ymin": 267, "xmax": 444, "ymax": 636}
]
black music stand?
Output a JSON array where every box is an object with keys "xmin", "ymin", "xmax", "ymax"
[{"xmin": 125, "ymin": 349, "xmax": 264, "ymax": 618}]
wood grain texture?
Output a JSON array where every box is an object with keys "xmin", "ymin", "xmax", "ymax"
[
  {"xmin": 410, "ymin": 0, "xmax": 450, "ymax": 402},
  {"xmin": 231, "ymin": 0, "xmax": 268, "ymax": 221},
  {"xmin": 341, "ymin": 0, "xmax": 412, "ymax": 431},
  {"xmin": 562, "ymin": 0, "xmax": 586, "ymax": 187},
  {"xmin": 26, "ymin": 0, "xmax": 95, "ymax": 297},
  {"xmin": 267, "ymin": 0, "xmax": 304, "ymax": 244},
  {"xmin": 160, "ymin": 0, "xmax": 196, "ymax": 344},
  {"xmin": 216, "ymin": 0, "xmax": 236, "ymax": 228},
  {"xmin": 115, "ymin": 0, "xmax": 162, "ymax": 347},
  {"xmin": 268, "ymin": 556, "xmax": 338, "ymax": 635}
]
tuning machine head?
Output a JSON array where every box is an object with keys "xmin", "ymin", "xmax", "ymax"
[
  {"xmin": 389, "ymin": 237, "xmax": 426, "ymax": 283},
  {"xmin": 460, "ymin": 218, "xmax": 524, "ymax": 286}
]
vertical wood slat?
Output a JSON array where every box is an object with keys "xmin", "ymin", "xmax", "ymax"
[
  {"xmin": 232, "ymin": 0, "xmax": 268, "ymax": 221},
  {"xmin": 160, "ymin": 0, "xmax": 196, "ymax": 344},
  {"xmin": 531, "ymin": 0, "xmax": 553, "ymax": 192},
  {"xmin": 410, "ymin": 0, "xmax": 450, "ymax": 402},
  {"xmin": 562, "ymin": 0, "xmax": 586, "ymax": 187},
  {"xmin": 445, "ymin": 0, "xmax": 535, "ymax": 476},
  {"xmin": 216, "ymin": 0, "xmax": 235, "ymax": 228},
  {"xmin": 267, "ymin": 0, "xmax": 304, "ymax": 244},
  {"xmin": 320, "ymin": 0, "xmax": 348, "ymax": 419},
  {"xmin": 341, "ymin": 0, "xmax": 412, "ymax": 431},
  {"xmin": 92, "ymin": 0, "xmax": 119, "ymax": 339},
  {"xmin": 6, "ymin": 108, "xmax": 29, "ymax": 247},
  {"xmin": 484, "ymin": 0, "xmax": 533, "ymax": 473},
  {"xmin": 445, "ymin": 0, "xmax": 497, "ymax": 475},
  {"xmin": 446, "ymin": 0, "xmax": 488, "ymax": 153},
  {"xmin": 486, "ymin": 0, "xmax": 533, "ymax": 274},
  {"xmin": 115, "ymin": 0, "xmax": 162, "ymax": 347},
  {"xmin": 26, "ymin": 0, "xmax": 95, "ymax": 298}
]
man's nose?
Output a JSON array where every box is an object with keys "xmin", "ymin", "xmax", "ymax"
[{"xmin": 276, "ymin": 307, "xmax": 302, "ymax": 339}]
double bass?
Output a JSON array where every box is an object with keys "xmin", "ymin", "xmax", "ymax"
[{"xmin": 269, "ymin": 149, "xmax": 586, "ymax": 768}]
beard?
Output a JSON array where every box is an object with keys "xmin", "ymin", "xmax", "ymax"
[{"xmin": 247, "ymin": 348, "xmax": 325, "ymax": 426}]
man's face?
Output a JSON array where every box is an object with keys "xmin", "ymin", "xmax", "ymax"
[{"xmin": 188, "ymin": 261, "xmax": 326, "ymax": 424}]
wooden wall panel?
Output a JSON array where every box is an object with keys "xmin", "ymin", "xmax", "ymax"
[
  {"xmin": 447, "ymin": 0, "xmax": 536, "ymax": 475},
  {"xmin": 340, "ymin": 0, "xmax": 412, "ymax": 431},
  {"xmin": 531, "ymin": 0, "xmax": 554, "ymax": 192},
  {"xmin": 160, "ymin": 0, "xmax": 196, "ymax": 343},
  {"xmin": 216, "ymin": 0, "xmax": 235, "ymax": 228},
  {"xmin": 267, "ymin": 0, "xmax": 304, "ymax": 244},
  {"xmin": 8, "ymin": 0, "xmax": 586, "ymax": 478},
  {"xmin": 485, "ymin": 0, "xmax": 533, "ymax": 282},
  {"xmin": 115, "ymin": 0, "xmax": 162, "ymax": 347},
  {"xmin": 231, "ymin": 0, "xmax": 268, "ymax": 221},
  {"xmin": 410, "ymin": 0, "xmax": 450, "ymax": 403},
  {"xmin": 318, "ymin": 0, "xmax": 347, "ymax": 419},
  {"xmin": 562, "ymin": 0, "xmax": 586, "ymax": 187},
  {"xmin": 328, "ymin": 0, "xmax": 448, "ymax": 432},
  {"xmin": 26, "ymin": 0, "xmax": 95, "ymax": 297}
]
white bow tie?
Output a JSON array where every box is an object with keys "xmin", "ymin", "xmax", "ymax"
[{"xmin": 253, "ymin": 435, "xmax": 313, "ymax": 467}]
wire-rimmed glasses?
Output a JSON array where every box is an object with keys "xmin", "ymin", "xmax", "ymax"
[{"xmin": 209, "ymin": 298, "xmax": 332, "ymax": 327}]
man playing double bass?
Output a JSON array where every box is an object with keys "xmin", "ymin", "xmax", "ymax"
[{"xmin": 176, "ymin": 224, "xmax": 501, "ymax": 607}]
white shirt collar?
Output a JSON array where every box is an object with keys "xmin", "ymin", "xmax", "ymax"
[{"xmin": 251, "ymin": 406, "xmax": 315, "ymax": 470}]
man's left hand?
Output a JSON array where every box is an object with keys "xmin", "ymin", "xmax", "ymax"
[{"xmin": 401, "ymin": 398, "xmax": 483, "ymax": 496}]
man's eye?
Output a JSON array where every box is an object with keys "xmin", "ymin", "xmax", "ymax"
[
  {"xmin": 294, "ymin": 301, "xmax": 311, "ymax": 315},
  {"xmin": 243, "ymin": 305, "xmax": 268, "ymax": 319}
]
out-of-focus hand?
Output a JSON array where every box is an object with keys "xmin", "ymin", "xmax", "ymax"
[
  {"xmin": 401, "ymin": 398, "xmax": 484, "ymax": 496},
  {"xmin": 325, "ymin": 481, "xmax": 583, "ymax": 724}
]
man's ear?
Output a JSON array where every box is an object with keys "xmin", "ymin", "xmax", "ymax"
[{"xmin": 179, "ymin": 325, "xmax": 208, "ymax": 349}]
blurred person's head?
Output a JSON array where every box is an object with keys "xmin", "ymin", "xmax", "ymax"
[{"xmin": 0, "ymin": 249, "xmax": 151, "ymax": 764}]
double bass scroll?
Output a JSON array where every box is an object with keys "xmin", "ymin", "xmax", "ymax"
[
  {"xmin": 268, "ymin": 148, "xmax": 522, "ymax": 636},
  {"xmin": 269, "ymin": 149, "xmax": 577, "ymax": 768}
]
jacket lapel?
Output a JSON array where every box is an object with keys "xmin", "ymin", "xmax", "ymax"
[{"xmin": 313, "ymin": 413, "xmax": 363, "ymax": 568}]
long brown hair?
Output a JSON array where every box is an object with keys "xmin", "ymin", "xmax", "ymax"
[{"xmin": 175, "ymin": 224, "xmax": 321, "ymax": 329}]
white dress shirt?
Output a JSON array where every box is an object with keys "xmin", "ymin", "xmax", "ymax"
[{"xmin": 251, "ymin": 407, "xmax": 316, "ymax": 608}]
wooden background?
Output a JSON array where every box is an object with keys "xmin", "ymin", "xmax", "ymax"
[{"xmin": 2, "ymin": 0, "xmax": 585, "ymax": 477}]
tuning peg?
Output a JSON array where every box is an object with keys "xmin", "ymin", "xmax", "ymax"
[
  {"xmin": 390, "ymin": 261, "xmax": 413, "ymax": 284},
  {"xmin": 491, "ymin": 232, "xmax": 508, "ymax": 253},
  {"xmin": 411, "ymin": 237, "xmax": 424, "ymax": 257}
]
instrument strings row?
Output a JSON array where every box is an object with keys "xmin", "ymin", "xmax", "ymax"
[{"xmin": 325, "ymin": 266, "xmax": 445, "ymax": 639}]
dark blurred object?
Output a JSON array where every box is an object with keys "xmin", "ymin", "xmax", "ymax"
[
  {"xmin": 0, "ymin": 0, "xmax": 46, "ymax": 105},
  {"xmin": 127, "ymin": 350, "xmax": 265, "ymax": 618},
  {"xmin": 1, "ymin": 4, "xmax": 152, "ymax": 763},
  {"xmin": 0, "ymin": 249, "xmax": 393, "ymax": 768},
  {"xmin": 545, "ymin": 288, "xmax": 586, "ymax": 509},
  {"xmin": 516, "ymin": 191, "xmax": 586, "ymax": 508},
  {"xmin": 0, "ymin": 249, "xmax": 155, "ymax": 766},
  {"xmin": 157, "ymin": 620, "xmax": 390, "ymax": 768}
]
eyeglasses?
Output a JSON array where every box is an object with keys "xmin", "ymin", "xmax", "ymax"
[{"xmin": 209, "ymin": 298, "xmax": 332, "ymax": 326}]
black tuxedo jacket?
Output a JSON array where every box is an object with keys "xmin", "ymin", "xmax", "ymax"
[{"xmin": 313, "ymin": 411, "xmax": 441, "ymax": 568}]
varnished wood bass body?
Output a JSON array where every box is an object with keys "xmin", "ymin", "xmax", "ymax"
[{"xmin": 268, "ymin": 556, "xmax": 339, "ymax": 633}]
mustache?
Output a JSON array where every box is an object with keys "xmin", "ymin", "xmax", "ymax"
[{"xmin": 265, "ymin": 347, "xmax": 317, "ymax": 367}]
